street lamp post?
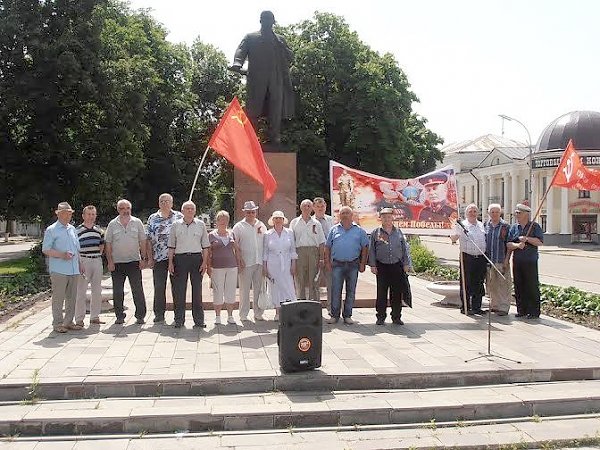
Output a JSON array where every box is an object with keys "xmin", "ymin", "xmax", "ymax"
[{"xmin": 499, "ymin": 114, "xmax": 533, "ymax": 202}]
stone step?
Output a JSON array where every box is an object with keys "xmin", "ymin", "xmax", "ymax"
[
  {"xmin": 4, "ymin": 414, "xmax": 600, "ymax": 449},
  {"xmin": 2, "ymin": 380, "xmax": 600, "ymax": 436},
  {"xmin": 1, "ymin": 366, "xmax": 598, "ymax": 402}
]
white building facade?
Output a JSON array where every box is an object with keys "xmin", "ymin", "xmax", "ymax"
[{"xmin": 437, "ymin": 111, "xmax": 600, "ymax": 245}]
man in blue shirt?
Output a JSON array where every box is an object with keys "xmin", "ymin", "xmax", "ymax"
[
  {"xmin": 324, "ymin": 206, "xmax": 369, "ymax": 324},
  {"xmin": 42, "ymin": 202, "xmax": 83, "ymax": 333},
  {"xmin": 485, "ymin": 204, "xmax": 511, "ymax": 316},
  {"xmin": 507, "ymin": 203, "xmax": 544, "ymax": 319}
]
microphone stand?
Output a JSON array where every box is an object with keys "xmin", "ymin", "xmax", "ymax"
[{"xmin": 455, "ymin": 220, "xmax": 521, "ymax": 365}]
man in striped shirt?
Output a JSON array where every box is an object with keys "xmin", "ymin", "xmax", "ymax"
[{"xmin": 74, "ymin": 205, "xmax": 105, "ymax": 326}]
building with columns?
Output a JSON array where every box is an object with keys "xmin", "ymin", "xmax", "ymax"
[{"xmin": 438, "ymin": 111, "xmax": 600, "ymax": 245}]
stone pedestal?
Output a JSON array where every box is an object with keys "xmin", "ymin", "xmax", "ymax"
[{"xmin": 234, "ymin": 152, "xmax": 297, "ymax": 223}]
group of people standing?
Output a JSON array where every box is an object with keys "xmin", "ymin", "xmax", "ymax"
[
  {"xmin": 451, "ymin": 202, "xmax": 544, "ymax": 319},
  {"xmin": 42, "ymin": 195, "xmax": 414, "ymax": 333}
]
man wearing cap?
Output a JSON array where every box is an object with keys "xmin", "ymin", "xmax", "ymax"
[
  {"xmin": 146, "ymin": 193, "xmax": 183, "ymax": 323},
  {"xmin": 368, "ymin": 208, "xmax": 412, "ymax": 325},
  {"xmin": 290, "ymin": 199, "xmax": 325, "ymax": 301},
  {"xmin": 312, "ymin": 197, "xmax": 334, "ymax": 314},
  {"xmin": 42, "ymin": 202, "xmax": 84, "ymax": 333},
  {"xmin": 507, "ymin": 203, "xmax": 544, "ymax": 319},
  {"xmin": 229, "ymin": 11, "xmax": 294, "ymax": 145},
  {"xmin": 168, "ymin": 201, "xmax": 210, "ymax": 328},
  {"xmin": 418, "ymin": 172, "xmax": 457, "ymax": 223},
  {"xmin": 74, "ymin": 205, "xmax": 105, "ymax": 327},
  {"xmin": 450, "ymin": 203, "xmax": 487, "ymax": 315},
  {"xmin": 485, "ymin": 203, "xmax": 511, "ymax": 316},
  {"xmin": 232, "ymin": 201, "xmax": 268, "ymax": 321},
  {"xmin": 324, "ymin": 206, "xmax": 369, "ymax": 325},
  {"xmin": 105, "ymin": 199, "xmax": 148, "ymax": 325}
]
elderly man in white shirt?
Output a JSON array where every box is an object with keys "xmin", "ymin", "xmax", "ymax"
[
  {"xmin": 290, "ymin": 199, "xmax": 325, "ymax": 301},
  {"xmin": 450, "ymin": 203, "xmax": 487, "ymax": 316},
  {"xmin": 232, "ymin": 201, "xmax": 267, "ymax": 322}
]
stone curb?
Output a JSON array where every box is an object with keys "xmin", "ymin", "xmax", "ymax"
[
  {"xmin": 2, "ymin": 381, "xmax": 600, "ymax": 436},
  {"xmin": 1, "ymin": 367, "xmax": 599, "ymax": 402}
]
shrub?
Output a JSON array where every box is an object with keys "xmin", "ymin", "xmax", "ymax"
[
  {"xmin": 27, "ymin": 242, "xmax": 47, "ymax": 274},
  {"xmin": 408, "ymin": 237, "xmax": 437, "ymax": 273},
  {"xmin": 425, "ymin": 265, "xmax": 459, "ymax": 280},
  {"xmin": 541, "ymin": 284, "xmax": 600, "ymax": 316}
]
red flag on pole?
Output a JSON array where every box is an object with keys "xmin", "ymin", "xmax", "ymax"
[
  {"xmin": 208, "ymin": 97, "xmax": 277, "ymax": 201},
  {"xmin": 550, "ymin": 139, "xmax": 600, "ymax": 191}
]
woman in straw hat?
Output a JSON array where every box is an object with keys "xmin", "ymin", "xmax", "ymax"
[{"xmin": 263, "ymin": 210, "xmax": 298, "ymax": 320}]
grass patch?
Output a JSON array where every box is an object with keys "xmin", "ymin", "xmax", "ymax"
[{"xmin": 0, "ymin": 257, "xmax": 29, "ymax": 275}]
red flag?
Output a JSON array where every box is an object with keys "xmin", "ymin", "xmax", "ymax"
[
  {"xmin": 208, "ymin": 97, "xmax": 277, "ymax": 201},
  {"xmin": 550, "ymin": 140, "xmax": 600, "ymax": 191}
]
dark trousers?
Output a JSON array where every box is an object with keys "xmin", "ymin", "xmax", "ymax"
[
  {"xmin": 513, "ymin": 260, "xmax": 541, "ymax": 317},
  {"xmin": 172, "ymin": 253, "xmax": 204, "ymax": 326},
  {"xmin": 152, "ymin": 259, "xmax": 173, "ymax": 320},
  {"xmin": 375, "ymin": 262, "xmax": 407, "ymax": 321},
  {"xmin": 459, "ymin": 253, "xmax": 487, "ymax": 312},
  {"xmin": 111, "ymin": 261, "xmax": 146, "ymax": 320}
]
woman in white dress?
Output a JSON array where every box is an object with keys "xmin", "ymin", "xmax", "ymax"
[{"xmin": 263, "ymin": 210, "xmax": 298, "ymax": 320}]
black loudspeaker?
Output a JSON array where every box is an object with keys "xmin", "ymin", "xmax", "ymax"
[{"xmin": 277, "ymin": 300, "xmax": 322, "ymax": 372}]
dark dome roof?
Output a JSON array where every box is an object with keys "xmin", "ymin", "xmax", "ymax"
[{"xmin": 534, "ymin": 110, "xmax": 600, "ymax": 153}]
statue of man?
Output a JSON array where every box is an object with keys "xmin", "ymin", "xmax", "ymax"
[{"xmin": 229, "ymin": 11, "xmax": 294, "ymax": 146}]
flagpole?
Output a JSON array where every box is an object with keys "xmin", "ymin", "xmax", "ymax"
[{"xmin": 188, "ymin": 145, "xmax": 211, "ymax": 201}]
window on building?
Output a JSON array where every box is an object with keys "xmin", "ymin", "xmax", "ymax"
[
  {"xmin": 542, "ymin": 177, "xmax": 547, "ymax": 194},
  {"xmin": 501, "ymin": 180, "xmax": 505, "ymax": 205},
  {"xmin": 579, "ymin": 190, "xmax": 591, "ymax": 199},
  {"xmin": 462, "ymin": 186, "xmax": 466, "ymax": 204},
  {"xmin": 524, "ymin": 180, "xmax": 529, "ymax": 200},
  {"xmin": 541, "ymin": 215, "xmax": 547, "ymax": 233},
  {"xmin": 471, "ymin": 186, "xmax": 475, "ymax": 203}
]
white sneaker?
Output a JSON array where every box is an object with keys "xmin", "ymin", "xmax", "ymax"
[
  {"xmin": 274, "ymin": 312, "xmax": 279, "ymax": 321},
  {"xmin": 227, "ymin": 316, "xmax": 236, "ymax": 325},
  {"xmin": 215, "ymin": 315, "xmax": 221, "ymax": 325}
]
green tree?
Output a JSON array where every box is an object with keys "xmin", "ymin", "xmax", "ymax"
[
  {"xmin": 0, "ymin": 0, "xmax": 148, "ymax": 223},
  {"xmin": 187, "ymin": 40, "xmax": 241, "ymax": 214},
  {"xmin": 279, "ymin": 12, "xmax": 443, "ymax": 201}
]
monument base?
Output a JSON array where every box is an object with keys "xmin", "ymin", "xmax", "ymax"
[{"xmin": 234, "ymin": 152, "xmax": 297, "ymax": 224}]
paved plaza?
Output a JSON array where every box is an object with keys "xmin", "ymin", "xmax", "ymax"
[{"xmin": 2, "ymin": 269, "xmax": 600, "ymax": 384}]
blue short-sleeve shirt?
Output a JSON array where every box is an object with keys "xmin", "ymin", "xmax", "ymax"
[
  {"xmin": 325, "ymin": 223, "xmax": 369, "ymax": 262},
  {"xmin": 42, "ymin": 221, "xmax": 81, "ymax": 275}
]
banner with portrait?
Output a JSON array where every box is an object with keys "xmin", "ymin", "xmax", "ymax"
[{"xmin": 329, "ymin": 161, "xmax": 459, "ymax": 235}]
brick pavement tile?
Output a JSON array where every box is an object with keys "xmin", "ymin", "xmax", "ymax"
[
  {"xmin": 26, "ymin": 442, "xmax": 76, "ymax": 449},
  {"xmin": 516, "ymin": 417, "xmax": 600, "ymax": 441},
  {"xmin": 127, "ymin": 437, "xmax": 221, "ymax": 449},
  {"xmin": 0, "ymin": 442, "xmax": 39, "ymax": 449},
  {"xmin": 72, "ymin": 440, "xmax": 129, "ymax": 450}
]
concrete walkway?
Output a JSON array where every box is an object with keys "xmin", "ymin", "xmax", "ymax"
[{"xmin": 2, "ymin": 270, "xmax": 600, "ymax": 385}]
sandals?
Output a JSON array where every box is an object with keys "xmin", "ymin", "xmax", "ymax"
[
  {"xmin": 66, "ymin": 323, "xmax": 84, "ymax": 331},
  {"xmin": 53, "ymin": 325, "xmax": 68, "ymax": 333}
]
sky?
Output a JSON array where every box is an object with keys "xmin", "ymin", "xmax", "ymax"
[{"xmin": 127, "ymin": 0, "xmax": 600, "ymax": 147}]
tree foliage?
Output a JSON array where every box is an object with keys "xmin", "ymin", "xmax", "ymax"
[
  {"xmin": 1, "ymin": 6, "xmax": 441, "ymax": 223},
  {"xmin": 279, "ymin": 12, "xmax": 443, "ymax": 201}
]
